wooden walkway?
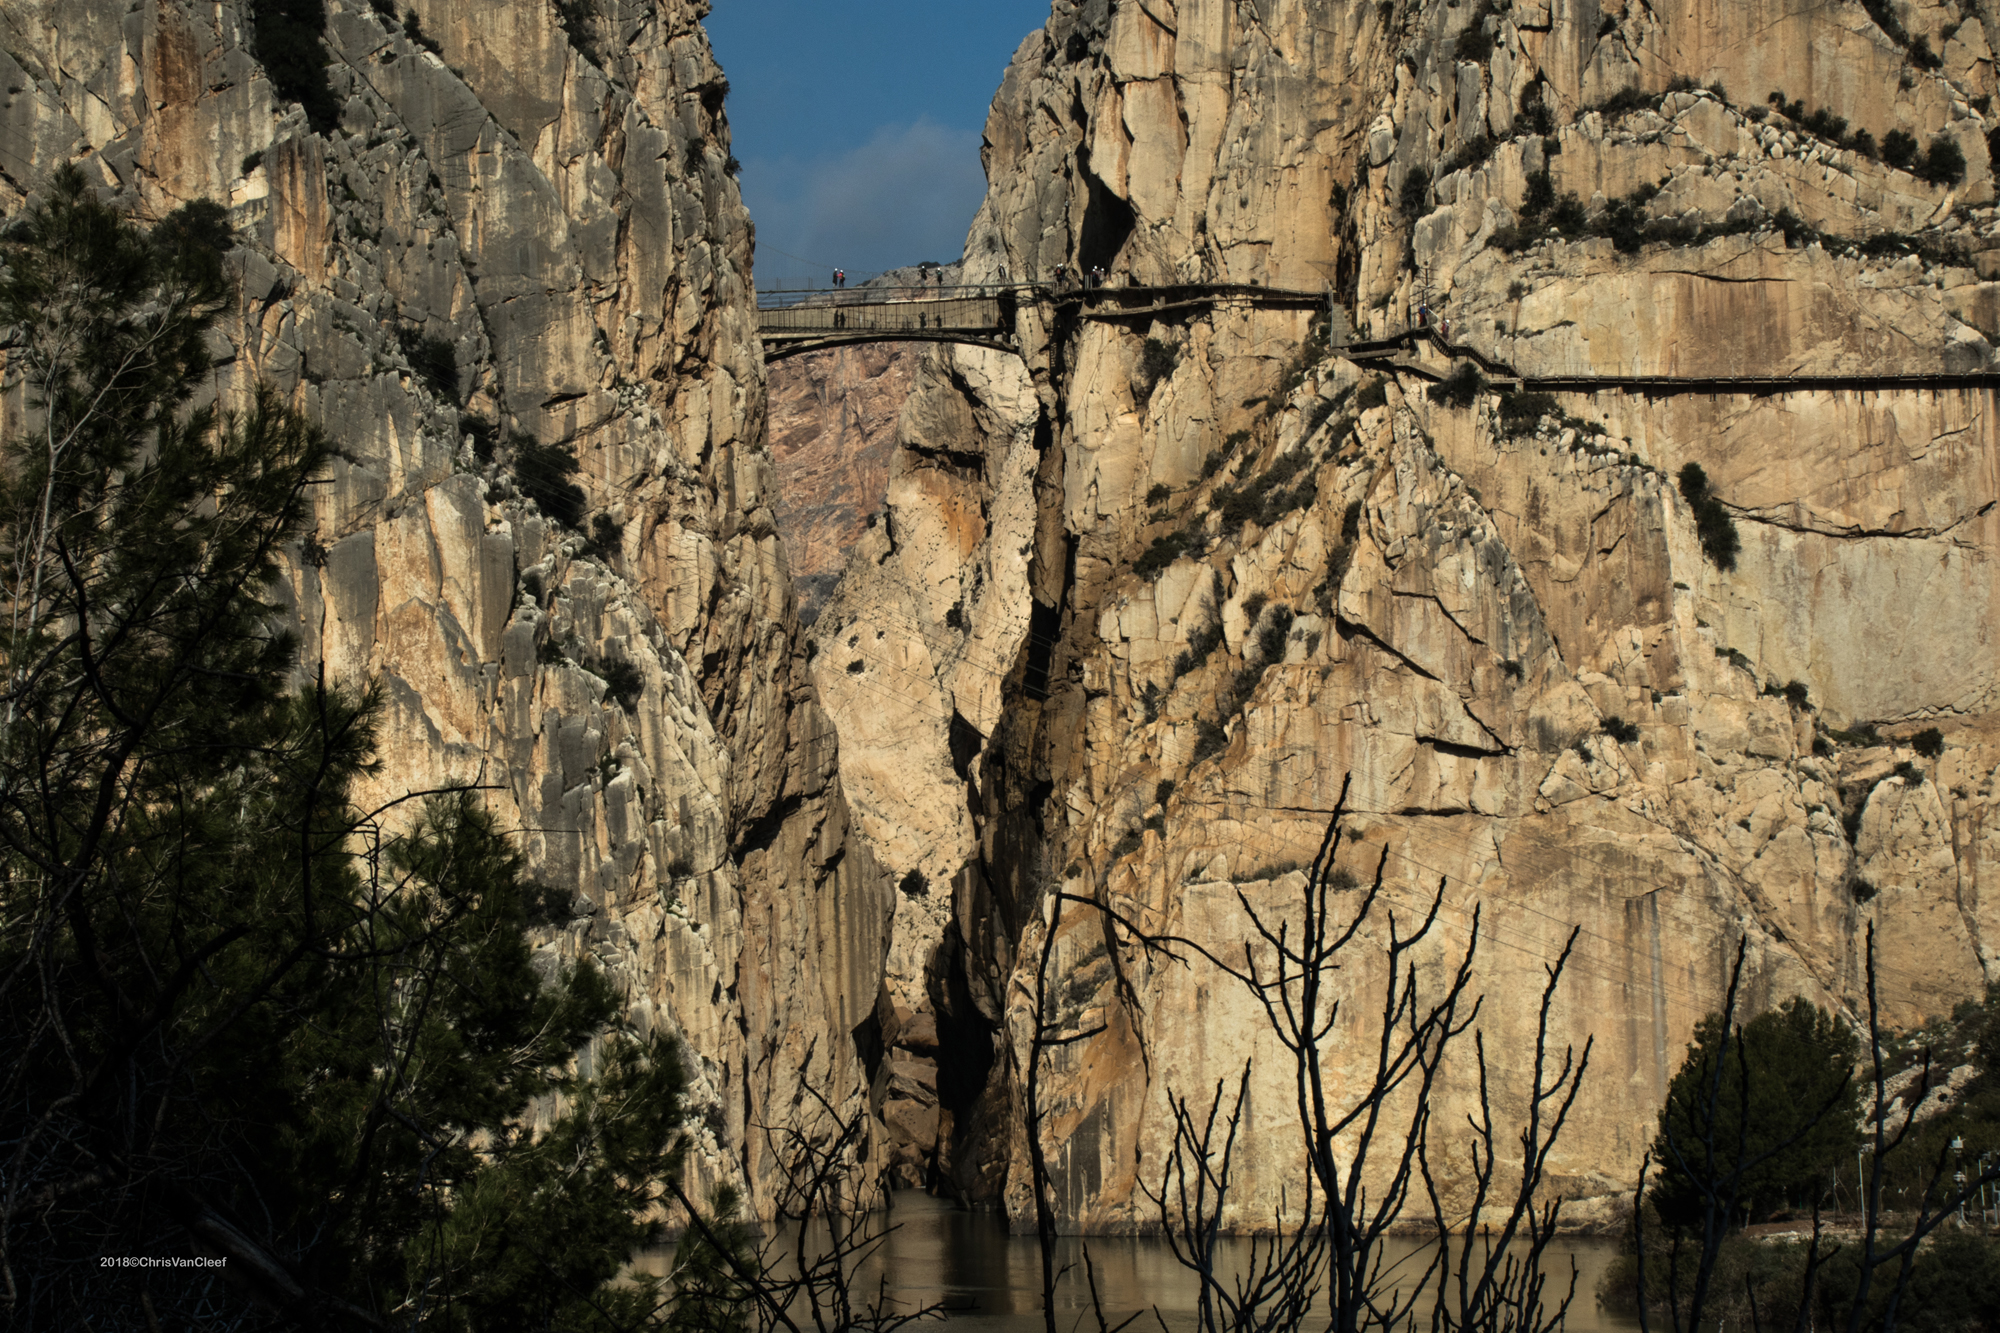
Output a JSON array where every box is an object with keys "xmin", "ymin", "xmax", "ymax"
[
  {"xmin": 754, "ymin": 281, "xmax": 1328, "ymax": 361},
  {"xmin": 757, "ymin": 294, "xmax": 1014, "ymax": 361},
  {"xmin": 755, "ymin": 285, "xmax": 1998, "ymax": 392},
  {"xmin": 1342, "ymin": 327, "xmax": 2000, "ymax": 395}
]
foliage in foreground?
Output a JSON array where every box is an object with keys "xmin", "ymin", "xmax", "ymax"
[
  {"xmin": 1651, "ymin": 998, "xmax": 1862, "ymax": 1227},
  {"xmin": 1612, "ymin": 941, "xmax": 2000, "ymax": 1333},
  {"xmin": 0, "ymin": 166, "xmax": 690, "ymax": 1330}
]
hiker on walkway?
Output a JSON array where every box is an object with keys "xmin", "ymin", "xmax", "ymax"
[{"xmin": 833, "ymin": 268, "xmax": 845, "ymax": 288}]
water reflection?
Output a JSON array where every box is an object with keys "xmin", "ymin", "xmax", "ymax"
[{"xmin": 642, "ymin": 1191, "xmax": 1642, "ymax": 1332}]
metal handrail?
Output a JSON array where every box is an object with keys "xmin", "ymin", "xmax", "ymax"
[
  {"xmin": 1342, "ymin": 325, "xmax": 2000, "ymax": 391},
  {"xmin": 758, "ymin": 296, "xmax": 1005, "ymax": 336},
  {"xmin": 754, "ymin": 279, "xmax": 1329, "ymax": 311},
  {"xmin": 756, "ymin": 282, "xmax": 1036, "ymax": 311}
]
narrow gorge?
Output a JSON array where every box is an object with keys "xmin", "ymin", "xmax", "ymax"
[
  {"xmin": 6, "ymin": 0, "xmax": 1998, "ymax": 1251},
  {"xmin": 788, "ymin": 0, "xmax": 2000, "ymax": 1231}
]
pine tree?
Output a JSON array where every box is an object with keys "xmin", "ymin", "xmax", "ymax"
[
  {"xmin": 1650, "ymin": 997, "xmax": 1861, "ymax": 1229},
  {"xmin": 0, "ymin": 166, "xmax": 695, "ymax": 1330}
]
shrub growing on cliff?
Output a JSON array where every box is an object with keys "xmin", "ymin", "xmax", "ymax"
[
  {"xmin": 1429, "ymin": 362, "xmax": 1486, "ymax": 408},
  {"xmin": 402, "ymin": 7, "xmax": 443, "ymax": 56},
  {"xmin": 513, "ymin": 432, "xmax": 588, "ymax": 528},
  {"xmin": 460, "ymin": 411, "xmax": 499, "ymax": 461},
  {"xmin": 400, "ymin": 326, "xmax": 460, "ymax": 402},
  {"xmin": 1596, "ymin": 85, "xmax": 1652, "ymax": 118},
  {"xmin": 1590, "ymin": 183, "xmax": 1658, "ymax": 253},
  {"xmin": 1171, "ymin": 621, "xmax": 1223, "ymax": 679},
  {"xmin": 1399, "ymin": 164, "xmax": 1432, "ymax": 218},
  {"xmin": 1255, "ymin": 604, "xmax": 1296, "ymax": 664},
  {"xmin": 1499, "ymin": 170, "xmax": 1590, "ymax": 251},
  {"xmin": 1549, "ymin": 191, "xmax": 1588, "ymax": 236},
  {"xmin": 1138, "ymin": 335, "xmax": 1178, "ymax": 401},
  {"xmin": 1439, "ymin": 133, "xmax": 1497, "ymax": 179},
  {"xmin": 1882, "ymin": 128, "xmax": 1920, "ymax": 170},
  {"xmin": 1135, "ymin": 526, "xmax": 1202, "ymax": 576},
  {"xmin": 1453, "ymin": 1, "xmax": 1499, "ymax": 63},
  {"xmin": 1677, "ymin": 462, "xmax": 1741, "ymax": 571},
  {"xmin": 1519, "ymin": 81, "xmax": 1555, "ymax": 136},
  {"xmin": 1214, "ymin": 445, "xmax": 1316, "ymax": 532},
  {"xmin": 1918, "ymin": 132, "xmax": 1967, "ymax": 185},
  {"xmin": 586, "ymin": 512, "xmax": 624, "ymax": 560},
  {"xmin": 554, "ymin": 0, "xmax": 604, "ymax": 64},
  {"xmin": 1498, "ymin": 389, "xmax": 1559, "ymax": 432}
]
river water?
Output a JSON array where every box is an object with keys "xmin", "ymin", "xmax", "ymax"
[{"xmin": 642, "ymin": 1191, "xmax": 1644, "ymax": 1332}]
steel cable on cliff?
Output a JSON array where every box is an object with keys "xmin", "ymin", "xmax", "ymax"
[
  {"xmin": 640, "ymin": 546, "xmax": 1948, "ymax": 1012},
  {"xmin": 764, "ymin": 658, "xmax": 1908, "ymax": 1020},
  {"xmin": 685, "ymin": 652, "xmax": 1942, "ymax": 1023},
  {"xmin": 1160, "ymin": 789, "xmax": 1949, "ymax": 1015},
  {"xmin": 1143, "ymin": 793, "xmax": 1733, "ymax": 1017},
  {"xmin": 748, "ymin": 621, "xmax": 1935, "ymax": 1011}
]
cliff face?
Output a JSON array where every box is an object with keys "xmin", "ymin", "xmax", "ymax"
[
  {"xmin": 811, "ymin": 0, "xmax": 2000, "ymax": 1229},
  {"xmin": 0, "ymin": 0, "xmax": 889, "ymax": 1209},
  {"xmin": 767, "ymin": 344, "xmax": 914, "ymax": 621}
]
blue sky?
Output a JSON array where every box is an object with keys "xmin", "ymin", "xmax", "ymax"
[{"xmin": 703, "ymin": 1, "xmax": 1050, "ymax": 286}]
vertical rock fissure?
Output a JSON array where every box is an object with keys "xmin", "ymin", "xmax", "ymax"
[{"xmin": 808, "ymin": 0, "xmax": 2000, "ymax": 1235}]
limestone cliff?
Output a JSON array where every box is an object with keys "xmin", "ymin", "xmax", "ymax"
[
  {"xmin": 0, "ymin": 0, "xmax": 890, "ymax": 1210},
  {"xmin": 767, "ymin": 343, "xmax": 914, "ymax": 621},
  {"xmin": 810, "ymin": 0, "xmax": 2000, "ymax": 1228}
]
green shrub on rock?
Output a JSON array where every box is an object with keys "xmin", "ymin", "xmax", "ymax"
[
  {"xmin": 1429, "ymin": 362, "xmax": 1485, "ymax": 409},
  {"xmin": 1498, "ymin": 390, "xmax": 1559, "ymax": 431},
  {"xmin": 513, "ymin": 433, "xmax": 587, "ymax": 529},
  {"xmin": 1919, "ymin": 133, "xmax": 1967, "ymax": 185},
  {"xmin": 1399, "ymin": 165, "xmax": 1432, "ymax": 219},
  {"xmin": 1677, "ymin": 463, "xmax": 1740, "ymax": 571},
  {"xmin": 1882, "ymin": 128, "xmax": 1919, "ymax": 169}
]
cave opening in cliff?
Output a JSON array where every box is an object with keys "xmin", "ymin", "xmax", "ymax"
[
  {"xmin": 1019, "ymin": 596, "xmax": 1064, "ymax": 702},
  {"xmin": 1075, "ymin": 147, "xmax": 1137, "ymax": 275}
]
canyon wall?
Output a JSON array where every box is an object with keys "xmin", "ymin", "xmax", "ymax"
[
  {"xmin": 810, "ymin": 0, "xmax": 2000, "ymax": 1227},
  {"xmin": 0, "ymin": 0, "xmax": 890, "ymax": 1209},
  {"xmin": 767, "ymin": 344, "xmax": 914, "ymax": 622}
]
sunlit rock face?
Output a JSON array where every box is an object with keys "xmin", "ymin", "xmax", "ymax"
[
  {"xmin": 767, "ymin": 343, "xmax": 916, "ymax": 622},
  {"xmin": 0, "ymin": 0, "xmax": 891, "ymax": 1212},
  {"xmin": 810, "ymin": 0, "xmax": 2000, "ymax": 1229}
]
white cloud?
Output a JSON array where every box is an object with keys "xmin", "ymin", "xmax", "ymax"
[{"xmin": 739, "ymin": 119, "xmax": 987, "ymax": 284}]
